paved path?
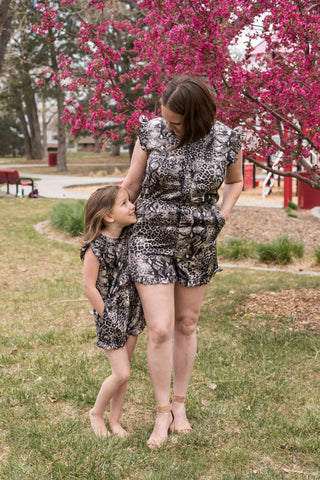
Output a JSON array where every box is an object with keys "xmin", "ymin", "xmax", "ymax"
[
  {"xmin": 1, "ymin": 163, "xmax": 320, "ymax": 218},
  {"xmin": 0, "ymin": 164, "xmax": 123, "ymax": 200}
]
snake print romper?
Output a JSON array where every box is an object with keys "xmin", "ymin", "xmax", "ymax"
[{"xmin": 129, "ymin": 117, "xmax": 242, "ymax": 287}]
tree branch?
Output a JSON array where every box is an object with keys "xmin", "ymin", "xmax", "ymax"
[
  {"xmin": 242, "ymin": 89, "xmax": 319, "ymax": 152},
  {"xmin": 246, "ymin": 155, "xmax": 320, "ymax": 189}
]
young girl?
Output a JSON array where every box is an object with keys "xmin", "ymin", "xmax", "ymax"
[{"xmin": 80, "ymin": 185, "xmax": 145, "ymax": 438}]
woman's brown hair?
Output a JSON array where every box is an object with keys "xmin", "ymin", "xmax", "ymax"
[
  {"xmin": 81, "ymin": 185, "xmax": 122, "ymax": 246},
  {"xmin": 161, "ymin": 76, "xmax": 216, "ymax": 149}
]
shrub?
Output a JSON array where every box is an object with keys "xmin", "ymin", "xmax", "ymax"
[
  {"xmin": 285, "ymin": 202, "xmax": 299, "ymax": 217},
  {"xmin": 256, "ymin": 235, "xmax": 304, "ymax": 264},
  {"xmin": 315, "ymin": 247, "xmax": 320, "ymax": 264},
  {"xmin": 287, "ymin": 201, "xmax": 300, "ymax": 210},
  {"xmin": 49, "ymin": 200, "xmax": 86, "ymax": 237},
  {"xmin": 218, "ymin": 237, "xmax": 255, "ymax": 261}
]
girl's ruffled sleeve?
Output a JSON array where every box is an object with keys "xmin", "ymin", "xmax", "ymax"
[
  {"xmin": 80, "ymin": 237, "xmax": 103, "ymax": 261},
  {"xmin": 90, "ymin": 238, "xmax": 103, "ymax": 261},
  {"xmin": 80, "ymin": 243, "xmax": 89, "ymax": 261}
]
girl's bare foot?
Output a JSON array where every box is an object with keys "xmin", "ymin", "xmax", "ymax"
[
  {"xmin": 109, "ymin": 422, "xmax": 129, "ymax": 438},
  {"xmin": 89, "ymin": 409, "xmax": 110, "ymax": 437}
]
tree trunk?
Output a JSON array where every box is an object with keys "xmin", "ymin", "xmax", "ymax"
[
  {"xmin": 49, "ymin": 30, "xmax": 67, "ymax": 172},
  {"xmin": 129, "ymin": 139, "xmax": 135, "ymax": 161},
  {"xmin": 15, "ymin": 104, "xmax": 32, "ymax": 159},
  {"xmin": 41, "ymin": 99, "xmax": 48, "ymax": 158},
  {"xmin": 0, "ymin": 0, "xmax": 12, "ymax": 31},
  {"xmin": 0, "ymin": 10, "xmax": 13, "ymax": 74},
  {"xmin": 111, "ymin": 144, "xmax": 121, "ymax": 156},
  {"xmin": 23, "ymin": 78, "xmax": 43, "ymax": 160},
  {"xmin": 56, "ymin": 84, "xmax": 67, "ymax": 172}
]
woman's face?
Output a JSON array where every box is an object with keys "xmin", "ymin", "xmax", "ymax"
[{"xmin": 161, "ymin": 105, "xmax": 184, "ymax": 137}]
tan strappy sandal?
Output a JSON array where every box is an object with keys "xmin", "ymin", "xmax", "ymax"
[
  {"xmin": 147, "ymin": 405, "xmax": 173, "ymax": 449},
  {"xmin": 169, "ymin": 395, "xmax": 192, "ymax": 434}
]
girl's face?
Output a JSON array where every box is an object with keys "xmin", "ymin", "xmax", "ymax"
[
  {"xmin": 161, "ymin": 105, "xmax": 184, "ymax": 137},
  {"xmin": 106, "ymin": 188, "xmax": 136, "ymax": 227}
]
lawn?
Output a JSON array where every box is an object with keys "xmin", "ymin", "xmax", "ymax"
[
  {"xmin": 0, "ymin": 197, "xmax": 320, "ymax": 480},
  {"xmin": 0, "ymin": 152, "xmax": 130, "ymax": 178}
]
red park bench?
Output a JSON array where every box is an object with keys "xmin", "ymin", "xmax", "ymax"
[{"xmin": 0, "ymin": 169, "xmax": 34, "ymax": 196}]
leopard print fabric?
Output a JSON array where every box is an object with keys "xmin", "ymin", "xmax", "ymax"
[
  {"xmin": 129, "ymin": 117, "xmax": 242, "ymax": 287},
  {"xmin": 81, "ymin": 227, "xmax": 145, "ymax": 350}
]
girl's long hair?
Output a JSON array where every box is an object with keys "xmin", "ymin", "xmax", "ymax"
[
  {"xmin": 161, "ymin": 75, "xmax": 216, "ymax": 149},
  {"xmin": 81, "ymin": 185, "xmax": 121, "ymax": 246}
]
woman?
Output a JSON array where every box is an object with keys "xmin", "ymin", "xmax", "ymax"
[{"xmin": 122, "ymin": 76, "xmax": 243, "ymax": 448}]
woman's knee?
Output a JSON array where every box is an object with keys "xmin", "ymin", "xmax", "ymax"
[
  {"xmin": 148, "ymin": 324, "xmax": 173, "ymax": 345},
  {"xmin": 175, "ymin": 311, "xmax": 198, "ymax": 336}
]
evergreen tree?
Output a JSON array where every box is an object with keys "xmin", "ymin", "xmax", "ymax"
[{"xmin": 0, "ymin": 113, "xmax": 24, "ymax": 156}]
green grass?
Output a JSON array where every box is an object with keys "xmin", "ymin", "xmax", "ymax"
[
  {"xmin": 219, "ymin": 235, "xmax": 305, "ymax": 265},
  {"xmin": 256, "ymin": 235, "xmax": 304, "ymax": 264},
  {"xmin": 1, "ymin": 197, "xmax": 320, "ymax": 479},
  {"xmin": 49, "ymin": 200, "xmax": 86, "ymax": 236},
  {"xmin": 218, "ymin": 237, "xmax": 256, "ymax": 261}
]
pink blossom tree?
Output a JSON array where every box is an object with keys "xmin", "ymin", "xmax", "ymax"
[{"xmin": 35, "ymin": 0, "xmax": 320, "ymax": 189}]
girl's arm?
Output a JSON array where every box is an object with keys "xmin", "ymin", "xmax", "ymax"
[
  {"xmin": 220, "ymin": 150, "xmax": 243, "ymax": 221},
  {"xmin": 122, "ymin": 139, "xmax": 148, "ymax": 203},
  {"xmin": 83, "ymin": 247, "xmax": 105, "ymax": 317}
]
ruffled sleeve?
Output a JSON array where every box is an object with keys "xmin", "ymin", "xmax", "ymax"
[
  {"xmin": 80, "ymin": 236, "xmax": 105, "ymax": 261},
  {"xmin": 90, "ymin": 236, "xmax": 105, "ymax": 262},
  {"xmin": 80, "ymin": 243, "xmax": 89, "ymax": 261},
  {"xmin": 138, "ymin": 116, "xmax": 168, "ymax": 152},
  {"xmin": 213, "ymin": 121, "xmax": 242, "ymax": 166},
  {"xmin": 227, "ymin": 126, "xmax": 242, "ymax": 165}
]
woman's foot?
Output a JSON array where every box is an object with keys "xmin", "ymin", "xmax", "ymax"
[
  {"xmin": 147, "ymin": 405, "xmax": 173, "ymax": 449},
  {"xmin": 89, "ymin": 409, "xmax": 110, "ymax": 437},
  {"xmin": 109, "ymin": 421, "xmax": 129, "ymax": 438},
  {"xmin": 170, "ymin": 395, "xmax": 192, "ymax": 434}
]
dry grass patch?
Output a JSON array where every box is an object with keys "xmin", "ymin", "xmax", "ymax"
[{"xmin": 245, "ymin": 288, "xmax": 320, "ymax": 332}]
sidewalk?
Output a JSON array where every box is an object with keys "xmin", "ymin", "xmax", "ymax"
[
  {"xmin": 1, "ymin": 163, "xmax": 320, "ymax": 218},
  {"xmin": 0, "ymin": 165, "xmax": 123, "ymax": 200}
]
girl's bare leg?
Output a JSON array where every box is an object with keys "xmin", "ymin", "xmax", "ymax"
[
  {"xmin": 172, "ymin": 283, "xmax": 207, "ymax": 432},
  {"xmin": 109, "ymin": 335, "xmax": 138, "ymax": 437},
  {"xmin": 135, "ymin": 283, "xmax": 175, "ymax": 447},
  {"xmin": 89, "ymin": 345, "xmax": 131, "ymax": 437}
]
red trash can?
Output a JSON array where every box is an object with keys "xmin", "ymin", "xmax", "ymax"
[
  {"xmin": 298, "ymin": 172, "xmax": 320, "ymax": 209},
  {"xmin": 243, "ymin": 163, "xmax": 255, "ymax": 190},
  {"xmin": 48, "ymin": 152, "xmax": 57, "ymax": 166}
]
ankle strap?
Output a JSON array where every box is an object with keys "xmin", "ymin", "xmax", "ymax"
[
  {"xmin": 156, "ymin": 405, "xmax": 171, "ymax": 413},
  {"xmin": 172, "ymin": 394, "xmax": 186, "ymax": 403}
]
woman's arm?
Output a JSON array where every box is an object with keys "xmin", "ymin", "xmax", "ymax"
[
  {"xmin": 83, "ymin": 247, "xmax": 105, "ymax": 317},
  {"xmin": 122, "ymin": 139, "xmax": 148, "ymax": 203},
  {"xmin": 220, "ymin": 150, "xmax": 243, "ymax": 221}
]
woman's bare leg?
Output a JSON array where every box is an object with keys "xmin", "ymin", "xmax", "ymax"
[
  {"xmin": 135, "ymin": 282, "xmax": 175, "ymax": 446},
  {"xmin": 172, "ymin": 283, "xmax": 207, "ymax": 432},
  {"xmin": 109, "ymin": 335, "xmax": 138, "ymax": 437}
]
